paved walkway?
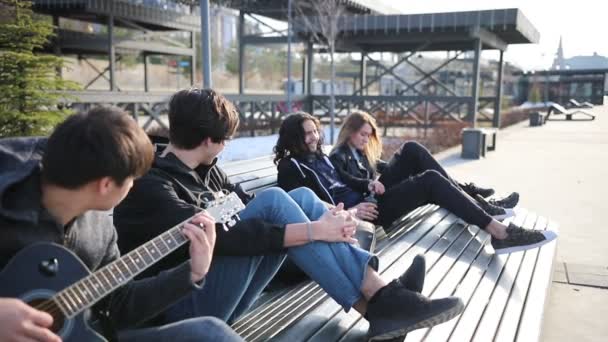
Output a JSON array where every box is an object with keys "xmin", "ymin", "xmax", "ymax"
[{"xmin": 435, "ymin": 104, "xmax": 608, "ymax": 341}]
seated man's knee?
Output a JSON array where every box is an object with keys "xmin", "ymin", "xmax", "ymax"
[
  {"xmin": 288, "ymin": 187, "xmax": 317, "ymax": 201},
  {"xmin": 258, "ymin": 187, "xmax": 289, "ymax": 201},
  {"xmin": 180, "ymin": 317, "xmax": 242, "ymax": 341}
]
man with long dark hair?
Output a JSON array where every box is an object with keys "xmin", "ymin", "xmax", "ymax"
[{"xmin": 274, "ymin": 111, "xmax": 557, "ymax": 255}]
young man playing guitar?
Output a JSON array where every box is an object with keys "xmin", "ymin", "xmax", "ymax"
[{"xmin": 0, "ymin": 107, "xmax": 242, "ymax": 342}]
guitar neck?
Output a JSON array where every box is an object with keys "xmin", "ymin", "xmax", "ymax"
[{"xmin": 52, "ymin": 221, "xmax": 190, "ymax": 318}]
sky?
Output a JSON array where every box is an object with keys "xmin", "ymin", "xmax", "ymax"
[{"xmin": 389, "ymin": 0, "xmax": 608, "ymax": 70}]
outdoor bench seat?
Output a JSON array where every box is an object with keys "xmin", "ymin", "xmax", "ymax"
[
  {"xmin": 548, "ymin": 103, "xmax": 595, "ymax": 121},
  {"xmin": 223, "ymin": 154, "xmax": 558, "ymax": 342}
]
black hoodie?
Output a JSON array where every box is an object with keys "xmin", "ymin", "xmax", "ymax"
[
  {"xmin": 113, "ymin": 150, "xmax": 287, "ymax": 280},
  {"xmin": 0, "ymin": 137, "xmax": 200, "ymax": 337}
]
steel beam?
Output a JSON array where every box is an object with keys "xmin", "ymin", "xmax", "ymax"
[
  {"xmin": 470, "ymin": 26, "xmax": 508, "ymax": 51},
  {"xmin": 200, "ymin": 0, "xmax": 212, "ymax": 88},
  {"xmin": 238, "ymin": 11, "xmax": 245, "ymax": 94},
  {"xmin": 493, "ymin": 50, "xmax": 504, "ymax": 127},
  {"xmin": 108, "ymin": 14, "xmax": 116, "ymax": 91},
  {"xmin": 469, "ymin": 39, "xmax": 482, "ymax": 125}
]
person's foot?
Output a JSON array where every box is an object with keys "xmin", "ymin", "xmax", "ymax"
[
  {"xmin": 488, "ymin": 192, "xmax": 520, "ymax": 209},
  {"xmin": 460, "ymin": 182, "xmax": 495, "ymax": 198},
  {"xmin": 491, "ymin": 223, "xmax": 558, "ymax": 255},
  {"xmin": 475, "ymin": 194, "xmax": 515, "ymax": 220},
  {"xmin": 398, "ymin": 254, "xmax": 426, "ymax": 293},
  {"xmin": 366, "ymin": 280, "xmax": 464, "ymax": 341}
]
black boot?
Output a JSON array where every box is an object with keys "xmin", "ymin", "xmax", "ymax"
[
  {"xmin": 460, "ymin": 182, "xmax": 495, "ymax": 198},
  {"xmin": 398, "ymin": 254, "xmax": 426, "ymax": 293},
  {"xmin": 366, "ymin": 280, "xmax": 464, "ymax": 341}
]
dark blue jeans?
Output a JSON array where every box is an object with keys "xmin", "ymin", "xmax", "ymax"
[
  {"xmin": 163, "ymin": 187, "xmax": 377, "ymax": 325},
  {"xmin": 118, "ymin": 317, "xmax": 243, "ymax": 342}
]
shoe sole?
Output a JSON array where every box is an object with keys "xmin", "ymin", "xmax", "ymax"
[
  {"xmin": 491, "ymin": 208, "xmax": 515, "ymax": 221},
  {"xmin": 367, "ymin": 299, "xmax": 465, "ymax": 341},
  {"xmin": 493, "ymin": 230, "xmax": 558, "ymax": 255}
]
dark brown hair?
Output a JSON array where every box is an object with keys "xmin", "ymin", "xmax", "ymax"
[
  {"xmin": 168, "ymin": 88, "xmax": 239, "ymax": 149},
  {"xmin": 273, "ymin": 112, "xmax": 323, "ymax": 164},
  {"xmin": 42, "ymin": 106, "xmax": 154, "ymax": 188}
]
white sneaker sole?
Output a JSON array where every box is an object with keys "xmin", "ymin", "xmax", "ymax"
[
  {"xmin": 491, "ymin": 208, "xmax": 515, "ymax": 221},
  {"xmin": 493, "ymin": 230, "xmax": 558, "ymax": 255}
]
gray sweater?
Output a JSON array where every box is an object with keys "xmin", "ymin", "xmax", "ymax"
[{"xmin": 0, "ymin": 137, "xmax": 200, "ymax": 338}]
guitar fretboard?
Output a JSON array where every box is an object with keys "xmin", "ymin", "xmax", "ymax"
[{"xmin": 52, "ymin": 222, "xmax": 189, "ymax": 318}]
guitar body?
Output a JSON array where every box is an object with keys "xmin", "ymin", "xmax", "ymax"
[{"xmin": 0, "ymin": 243, "xmax": 106, "ymax": 342}]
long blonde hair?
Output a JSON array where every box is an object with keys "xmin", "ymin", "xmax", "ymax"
[{"xmin": 333, "ymin": 110, "xmax": 383, "ymax": 168}]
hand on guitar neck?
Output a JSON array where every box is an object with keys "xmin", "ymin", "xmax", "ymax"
[{"xmin": 182, "ymin": 211, "xmax": 217, "ymax": 283}]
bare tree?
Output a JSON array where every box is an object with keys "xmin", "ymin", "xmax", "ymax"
[{"xmin": 295, "ymin": 0, "xmax": 346, "ymax": 144}]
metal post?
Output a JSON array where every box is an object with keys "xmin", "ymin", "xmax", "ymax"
[
  {"xmin": 469, "ymin": 38, "xmax": 482, "ymax": 126},
  {"xmin": 190, "ymin": 31, "xmax": 196, "ymax": 86},
  {"xmin": 143, "ymin": 52, "xmax": 149, "ymax": 92},
  {"xmin": 544, "ymin": 70, "xmax": 549, "ymax": 106},
  {"xmin": 200, "ymin": 0, "xmax": 212, "ymax": 88},
  {"xmin": 493, "ymin": 50, "xmax": 504, "ymax": 128},
  {"xmin": 286, "ymin": 0, "xmax": 293, "ymax": 112},
  {"xmin": 238, "ymin": 11, "xmax": 245, "ymax": 94},
  {"xmin": 359, "ymin": 53, "xmax": 367, "ymax": 94},
  {"xmin": 306, "ymin": 40, "xmax": 314, "ymax": 95},
  {"xmin": 108, "ymin": 14, "xmax": 116, "ymax": 91}
]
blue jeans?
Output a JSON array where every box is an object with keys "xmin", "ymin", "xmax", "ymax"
[
  {"xmin": 164, "ymin": 187, "xmax": 377, "ymax": 325},
  {"xmin": 118, "ymin": 317, "xmax": 243, "ymax": 342}
]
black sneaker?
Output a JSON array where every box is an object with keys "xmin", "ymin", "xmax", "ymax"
[
  {"xmin": 460, "ymin": 182, "xmax": 495, "ymax": 198},
  {"xmin": 366, "ymin": 280, "xmax": 464, "ymax": 341},
  {"xmin": 398, "ymin": 254, "xmax": 426, "ymax": 293},
  {"xmin": 475, "ymin": 194, "xmax": 515, "ymax": 220},
  {"xmin": 488, "ymin": 192, "xmax": 520, "ymax": 209},
  {"xmin": 491, "ymin": 223, "xmax": 558, "ymax": 255}
]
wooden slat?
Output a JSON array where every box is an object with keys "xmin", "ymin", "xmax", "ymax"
[
  {"xmin": 471, "ymin": 212, "xmax": 538, "ymax": 341},
  {"xmin": 318, "ymin": 212, "xmax": 465, "ymax": 341},
  {"xmin": 494, "ymin": 216, "xmax": 548, "ymax": 342},
  {"xmin": 515, "ymin": 219, "xmax": 559, "ymax": 342},
  {"xmin": 268, "ymin": 208, "xmax": 449, "ymax": 342},
  {"xmin": 341, "ymin": 218, "xmax": 482, "ymax": 342},
  {"xmin": 446, "ymin": 210, "xmax": 529, "ymax": 342}
]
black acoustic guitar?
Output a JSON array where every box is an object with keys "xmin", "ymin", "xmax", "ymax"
[{"xmin": 0, "ymin": 192, "xmax": 245, "ymax": 342}]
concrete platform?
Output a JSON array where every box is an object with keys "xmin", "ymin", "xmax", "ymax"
[{"xmin": 436, "ymin": 104, "xmax": 608, "ymax": 341}]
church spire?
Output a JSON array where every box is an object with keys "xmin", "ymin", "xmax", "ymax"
[{"xmin": 552, "ymin": 36, "xmax": 566, "ymax": 69}]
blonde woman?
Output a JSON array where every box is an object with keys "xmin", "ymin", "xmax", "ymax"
[
  {"xmin": 275, "ymin": 111, "xmax": 557, "ymax": 255},
  {"xmin": 329, "ymin": 110, "xmax": 518, "ymax": 222}
]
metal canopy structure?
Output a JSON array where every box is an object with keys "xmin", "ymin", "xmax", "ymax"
[
  {"xmin": 303, "ymin": 9, "xmax": 540, "ymax": 53},
  {"xmin": 35, "ymin": 1, "xmax": 540, "ymax": 133},
  {"xmin": 234, "ymin": 8, "xmax": 539, "ymax": 128},
  {"xmin": 220, "ymin": 0, "xmax": 398, "ymax": 20},
  {"xmin": 34, "ymin": 0, "xmax": 198, "ymax": 94}
]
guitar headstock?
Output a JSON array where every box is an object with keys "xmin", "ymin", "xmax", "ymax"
[{"xmin": 201, "ymin": 192, "xmax": 246, "ymax": 230}]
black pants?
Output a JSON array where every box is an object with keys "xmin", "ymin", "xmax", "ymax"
[{"xmin": 376, "ymin": 142, "xmax": 492, "ymax": 230}]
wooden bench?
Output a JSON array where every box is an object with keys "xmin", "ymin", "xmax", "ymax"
[
  {"xmin": 547, "ymin": 103, "xmax": 595, "ymax": 121},
  {"xmin": 222, "ymin": 155, "xmax": 558, "ymax": 342}
]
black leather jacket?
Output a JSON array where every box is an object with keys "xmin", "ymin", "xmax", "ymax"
[{"xmin": 328, "ymin": 144, "xmax": 387, "ymax": 193}]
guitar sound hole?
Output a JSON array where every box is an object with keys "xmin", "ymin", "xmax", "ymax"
[{"xmin": 28, "ymin": 298, "xmax": 67, "ymax": 334}]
